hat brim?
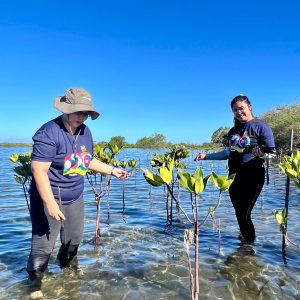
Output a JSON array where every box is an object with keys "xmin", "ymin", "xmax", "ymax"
[{"xmin": 54, "ymin": 97, "xmax": 100, "ymax": 120}]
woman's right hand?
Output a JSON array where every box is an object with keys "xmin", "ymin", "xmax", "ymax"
[
  {"xmin": 194, "ymin": 153, "xmax": 206, "ymax": 161},
  {"xmin": 46, "ymin": 201, "xmax": 66, "ymax": 221}
]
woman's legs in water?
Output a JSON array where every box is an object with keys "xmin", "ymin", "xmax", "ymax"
[
  {"xmin": 229, "ymin": 162, "xmax": 265, "ymax": 243},
  {"xmin": 27, "ymin": 196, "xmax": 84, "ymax": 287},
  {"xmin": 57, "ymin": 198, "xmax": 84, "ymax": 268}
]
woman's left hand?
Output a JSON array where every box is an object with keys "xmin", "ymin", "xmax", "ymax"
[
  {"xmin": 252, "ymin": 146, "xmax": 264, "ymax": 157},
  {"xmin": 112, "ymin": 168, "xmax": 129, "ymax": 179}
]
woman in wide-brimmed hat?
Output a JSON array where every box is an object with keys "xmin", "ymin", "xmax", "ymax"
[{"xmin": 27, "ymin": 88, "xmax": 128, "ymax": 299}]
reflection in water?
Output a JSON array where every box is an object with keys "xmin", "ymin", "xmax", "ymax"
[{"xmin": 218, "ymin": 243, "xmax": 285, "ymax": 300}]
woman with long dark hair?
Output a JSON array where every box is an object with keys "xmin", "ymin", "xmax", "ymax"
[{"xmin": 195, "ymin": 95, "xmax": 275, "ymax": 243}]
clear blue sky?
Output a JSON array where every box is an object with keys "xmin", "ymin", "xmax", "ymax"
[{"xmin": 1, "ymin": 1, "xmax": 299, "ymax": 144}]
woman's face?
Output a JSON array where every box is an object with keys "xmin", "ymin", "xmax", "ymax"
[
  {"xmin": 231, "ymin": 100, "xmax": 253, "ymax": 123},
  {"xmin": 67, "ymin": 111, "xmax": 90, "ymax": 130}
]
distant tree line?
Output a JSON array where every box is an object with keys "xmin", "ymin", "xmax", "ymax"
[
  {"xmin": 2, "ymin": 104, "xmax": 299, "ymax": 151},
  {"xmin": 208, "ymin": 103, "xmax": 300, "ymax": 152},
  {"xmin": 260, "ymin": 103, "xmax": 300, "ymax": 151},
  {"xmin": 96, "ymin": 134, "xmax": 202, "ymax": 150}
]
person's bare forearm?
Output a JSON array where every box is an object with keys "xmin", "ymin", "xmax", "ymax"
[
  {"xmin": 32, "ymin": 170, "xmax": 56, "ymax": 205},
  {"xmin": 89, "ymin": 157, "xmax": 128, "ymax": 179},
  {"xmin": 31, "ymin": 160, "xmax": 65, "ymax": 220},
  {"xmin": 89, "ymin": 157, "xmax": 114, "ymax": 175}
]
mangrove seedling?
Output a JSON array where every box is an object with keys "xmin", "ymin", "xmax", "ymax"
[{"xmin": 10, "ymin": 152, "xmax": 32, "ymax": 212}]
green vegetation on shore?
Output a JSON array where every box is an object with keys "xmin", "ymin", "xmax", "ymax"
[
  {"xmin": 2, "ymin": 103, "xmax": 299, "ymax": 151},
  {"xmin": 0, "ymin": 143, "xmax": 32, "ymax": 148}
]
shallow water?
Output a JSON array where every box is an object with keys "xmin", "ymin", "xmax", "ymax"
[{"xmin": 0, "ymin": 147, "xmax": 299, "ymax": 300}]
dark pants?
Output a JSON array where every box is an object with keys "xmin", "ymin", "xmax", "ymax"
[
  {"xmin": 229, "ymin": 160, "xmax": 265, "ymax": 243},
  {"xmin": 27, "ymin": 194, "xmax": 84, "ymax": 281}
]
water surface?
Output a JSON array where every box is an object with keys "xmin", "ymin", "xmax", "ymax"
[{"xmin": 0, "ymin": 147, "xmax": 299, "ymax": 299}]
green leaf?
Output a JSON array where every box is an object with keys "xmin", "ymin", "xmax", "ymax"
[
  {"xmin": 107, "ymin": 143, "xmax": 121, "ymax": 155},
  {"xmin": 177, "ymin": 169, "xmax": 190, "ymax": 190},
  {"xmin": 208, "ymin": 206, "xmax": 215, "ymax": 216},
  {"xmin": 112, "ymin": 159, "xmax": 120, "ymax": 167},
  {"xmin": 193, "ymin": 167, "xmax": 203, "ymax": 180},
  {"xmin": 168, "ymin": 158, "xmax": 174, "ymax": 173},
  {"xmin": 14, "ymin": 166, "xmax": 27, "ymax": 177},
  {"xmin": 10, "ymin": 153, "xmax": 19, "ymax": 163},
  {"xmin": 273, "ymin": 210, "xmax": 284, "ymax": 225},
  {"xmin": 195, "ymin": 178, "xmax": 204, "ymax": 194},
  {"xmin": 120, "ymin": 161, "xmax": 128, "ymax": 169},
  {"xmin": 93, "ymin": 145, "xmax": 105, "ymax": 158},
  {"xmin": 187, "ymin": 176, "xmax": 196, "ymax": 193},
  {"xmin": 294, "ymin": 180, "xmax": 300, "ymax": 190},
  {"xmin": 18, "ymin": 153, "xmax": 32, "ymax": 164},
  {"xmin": 210, "ymin": 172, "xmax": 219, "ymax": 188},
  {"xmin": 203, "ymin": 174, "xmax": 211, "ymax": 188},
  {"xmin": 128, "ymin": 159, "xmax": 137, "ymax": 168},
  {"xmin": 142, "ymin": 168, "xmax": 164, "ymax": 186},
  {"xmin": 14, "ymin": 175, "xmax": 24, "ymax": 185},
  {"xmin": 220, "ymin": 173, "xmax": 236, "ymax": 191},
  {"xmin": 159, "ymin": 166, "xmax": 172, "ymax": 184},
  {"xmin": 285, "ymin": 168, "xmax": 298, "ymax": 178}
]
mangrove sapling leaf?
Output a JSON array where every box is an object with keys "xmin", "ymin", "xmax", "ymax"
[
  {"xmin": 128, "ymin": 159, "xmax": 137, "ymax": 168},
  {"xmin": 219, "ymin": 173, "xmax": 235, "ymax": 191},
  {"xmin": 278, "ymin": 151, "xmax": 300, "ymax": 190},
  {"xmin": 284, "ymin": 168, "xmax": 298, "ymax": 179},
  {"xmin": 187, "ymin": 176, "xmax": 196, "ymax": 193},
  {"xmin": 193, "ymin": 167, "xmax": 203, "ymax": 180},
  {"xmin": 273, "ymin": 208, "xmax": 287, "ymax": 226},
  {"xmin": 178, "ymin": 172, "xmax": 194, "ymax": 193},
  {"xmin": 294, "ymin": 181, "xmax": 300, "ymax": 190},
  {"xmin": 194, "ymin": 178, "xmax": 204, "ymax": 195},
  {"xmin": 10, "ymin": 154, "xmax": 19, "ymax": 163},
  {"xmin": 141, "ymin": 168, "xmax": 165, "ymax": 186},
  {"xmin": 112, "ymin": 159, "xmax": 121, "ymax": 167},
  {"xmin": 107, "ymin": 143, "xmax": 122, "ymax": 156},
  {"xmin": 203, "ymin": 174, "xmax": 211, "ymax": 189},
  {"xmin": 291, "ymin": 151, "xmax": 300, "ymax": 172},
  {"xmin": 278, "ymin": 161, "xmax": 291, "ymax": 174},
  {"xmin": 18, "ymin": 153, "xmax": 32, "ymax": 164},
  {"xmin": 168, "ymin": 158, "xmax": 175, "ymax": 173},
  {"xmin": 177, "ymin": 169, "xmax": 190, "ymax": 191},
  {"xmin": 120, "ymin": 161, "xmax": 128, "ymax": 169},
  {"xmin": 14, "ymin": 175, "xmax": 25, "ymax": 185},
  {"xmin": 10, "ymin": 152, "xmax": 32, "ymax": 212},
  {"xmin": 210, "ymin": 172, "xmax": 235, "ymax": 191},
  {"xmin": 208, "ymin": 206, "xmax": 215, "ymax": 217},
  {"xmin": 13, "ymin": 166, "xmax": 28, "ymax": 177},
  {"xmin": 159, "ymin": 166, "xmax": 173, "ymax": 184}
]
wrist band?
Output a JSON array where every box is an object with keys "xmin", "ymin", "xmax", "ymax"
[{"xmin": 110, "ymin": 166, "xmax": 115, "ymax": 175}]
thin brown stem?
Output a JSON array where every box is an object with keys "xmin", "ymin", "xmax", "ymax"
[{"xmin": 166, "ymin": 184, "xmax": 193, "ymax": 224}]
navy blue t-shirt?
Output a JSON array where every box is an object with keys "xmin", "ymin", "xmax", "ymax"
[
  {"xmin": 227, "ymin": 118, "xmax": 275, "ymax": 174},
  {"xmin": 29, "ymin": 116, "xmax": 94, "ymax": 204}
]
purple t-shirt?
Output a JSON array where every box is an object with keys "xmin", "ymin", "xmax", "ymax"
[
  {"xmin": 29, "ymin": 116, "xmax": 93, "ymax": 204},
  {"xmin": 227, "ymin": 118, "xmax": 275, "ymax": 173}
]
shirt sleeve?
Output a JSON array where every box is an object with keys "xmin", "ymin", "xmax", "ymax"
[
  {"xmin": 206, "ymin": 147, "xmax": 230, "ymax": 160},
  {"xmin": 31, "ymin": 128, "xmax": 57, "ymax": 162},
  {"xmin": 260, "ymin": 122, "xmax": 275, "ymax": 148}
]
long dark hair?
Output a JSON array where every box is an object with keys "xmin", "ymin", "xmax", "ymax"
[{"xmin": 230, "ymin": 95, "xmax": 254, "ymax": 126}]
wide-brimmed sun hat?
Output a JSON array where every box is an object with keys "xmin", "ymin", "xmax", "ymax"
[{"xmin": 54, "ymin": 87, "xmax": 100, "ymax": 120}]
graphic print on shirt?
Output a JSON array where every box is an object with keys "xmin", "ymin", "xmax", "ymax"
[
  {"xmin": 229, "ymin": 131, "xmax": 251, "ymax": 153},
  {"xmin": 63, "ymin": 146, "xmax": 92, "ymax": 176}
]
